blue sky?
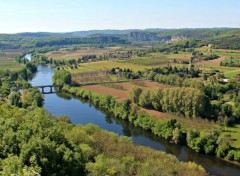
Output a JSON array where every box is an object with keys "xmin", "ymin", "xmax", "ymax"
[{"xmin": 0, "ymin": 0, "xmax": 240, "ymax": 33}]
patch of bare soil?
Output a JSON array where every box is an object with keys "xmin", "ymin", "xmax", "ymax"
[
  {"xmin": 196, "ymin": 57, "xmax": 226, "ymax": 67},
  {"xmin": 140, "ymin": 107, "xmax": 171, "ymax": 119},
  {"xmin": 82, "ymin": 85, "xmax": 128, "ymax": 101}
]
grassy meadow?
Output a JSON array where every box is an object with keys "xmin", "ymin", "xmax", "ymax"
[
  {"xmin": 221, "ymin": 124, "xmax": 240, "ymax": 149},
  {"xmin": 119, "ymin": 53, "xmax": 169, "ymax": 66},
  {"xmin": 0, "ymin": 50, "xmax": 24, "ymax": 71},
  {"xmin": 70, "ymin": 60, "xmax": 152, "ymax": 74},
  {"xmin": 196, "ymin": 47, "xmax": 240, "ymax": 58},
  {"xmin": 165, "ymin": 52, "xmax": 192, "ymax": 60}
]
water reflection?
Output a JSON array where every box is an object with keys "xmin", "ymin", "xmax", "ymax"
[{"xmin": 29, "ymin": 65, "xmax": 240, "ymax": 176}]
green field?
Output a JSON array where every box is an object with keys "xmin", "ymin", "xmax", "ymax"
[
  {"xmin": 224, "ymin": 70, "xmax": 240, "ymax": 78},
  {"xmin": 0, "ymin": 57, "xmax": 23, "ymax": 71},
  {"xmin": 196, "ymin": 47, "xmax": 240, "ymax": 57},
  {"xmin": 0, "ymin": 50, "xmax": 25, "ymax": 71},
  {"xmin": 118, "ymin": 55, "xmax": 169, "ymax": 66},
  {"xmin": 202, "ymin": 65, "xmax": 238, "ymax": 71},
  {"xmin": 165, "ymin": 52, "xmax": 192, "ymax": 60},
  {"xmin": 69, "ymin": 60, "xmax": 152, "ymax": 74},
  {"xmin": 198, "ymin": 65, "xmax": 240, "ymax": 78},
  {"xmin": 221, "ymin": 124, "xmax": 240, "ymax": 149}
]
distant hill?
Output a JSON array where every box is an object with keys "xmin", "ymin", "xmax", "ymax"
[
  {"xmin": 7, "ymin": 28, "xmax": 240, "ymax": 40},
  {"xmin": 16, "ymin": 30, "xmax": 142, "ymax": 38},
  {"xmin": 1, "ymin": 28, "xmax": 240, "ymax": 49}
]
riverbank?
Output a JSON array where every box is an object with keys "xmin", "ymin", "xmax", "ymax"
[
  {"xmin": 27, "ymin": 65, "xmax": 240, "ymax": 176},
  {"xmin": 61, "ymin": 85, "xmax": 240, "ymax": 165}
]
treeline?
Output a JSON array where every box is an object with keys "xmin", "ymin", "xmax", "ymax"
[
  {"xmin": 0, "ymin": 36, "xmax": 130, "ymax": 50},
  {"xmin": 143, "ymin": 66, "xmax": 204, "ymax": 89},
  {"xmin": 204, "ymin": 36, "xmax": 240, "ymax": 50},
  {"xmin": 0, "ymin": 105, "xmax": 208, "ymax": 176},
  {"xmin": 130, "ymin": 87, "xmax": 210, "ymax": 119},
  {"xmin": 35, "ymin": 36, "xmax": 130, "ymax": 47},
  {"xmin": 156, "ymin": 39, "xmax": 199, "ymax": 54},
  {"xmin": 143, "ymin": 65, "xmax": 240, "ymax": 124},
  {"xmin": 62, "ymin": 86, "xmax": 240, "ymax": 163},
  {"xmin": 0, "ymin": 42, "xmax": 21, "ymax": 50},
  {"xmin": 151, "ymin": 74, "xmax": 204, "ymax": 88},
  {"xmin": 130, "ymin": 84, "xmax": 240, "ymax": 124},
  {"xmin": 144, "ymin": 65, "xmax": 201, "ymax": 78}
]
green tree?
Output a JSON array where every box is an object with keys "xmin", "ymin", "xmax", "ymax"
[
  {"xmin": 129, "ymin": 87, "xmax": 142, "ymax": 103},
  {"xmin": 52, "ymin": 70, "xmax": 71, "ymax": 85},
  {"xmin": 216, "ymin": 139, "xmax": 231, "ymax": 158},
  {"xmin": 8, "ymin": 91, "xmax": 21, "ymax": 107},
  {"xmin": 21, "ymin": 88, "xmax": 44, "ymax": 107}
]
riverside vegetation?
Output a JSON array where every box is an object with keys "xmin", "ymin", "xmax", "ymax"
[
  {"xmin": 61, "ymin": 84, "xmax": 240, "ymax": 163},
  {"xmin": 2, "ymin": 28, "xmax": 240, "ymax": 175},
  {"xmin": 0, "ymin": 66, "xmax": 207, "ymax": 175},
  {"xmin": 0, "ymin": 47, "xmax": 209, "ymax": 176}
]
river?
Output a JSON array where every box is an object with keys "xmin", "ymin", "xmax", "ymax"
[{"xmin": 29, "ymin": 65, "xmax": 240, "ymax": 176}]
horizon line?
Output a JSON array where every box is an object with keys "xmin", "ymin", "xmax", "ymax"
[{"xmin": 1, "ymin": 27, "xmax": 240, "ymax": 35}]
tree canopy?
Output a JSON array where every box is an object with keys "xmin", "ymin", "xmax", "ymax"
[{"xmin": 52, "ymin": 70, "xmax": 71, "ymax": 85}]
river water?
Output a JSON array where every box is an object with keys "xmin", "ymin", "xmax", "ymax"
[{"xmin": 29, "ymin": 65, "xmax": 240, "ymax": 176}]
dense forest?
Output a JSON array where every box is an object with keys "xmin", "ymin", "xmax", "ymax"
[{"xmin": 0, "ymin": 104, "xmax": 207, "ymax": 176}]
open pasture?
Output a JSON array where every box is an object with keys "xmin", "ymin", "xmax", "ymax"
[
  {"xmin": 199, "ymin": 65, "xmax": 240, "ymax": 78},
  {"xmin": 221, "ymin": 124, "xmax": 240, "ymax": 149},
  {"xmin": 165, "ymin": 52, "xmax": 192, "ymax": 61},
  {"xmin": 224, "ymin": 69, "xmax": 240, "ymax": 78},
  {"xmin": 119, "ymin": 53, "xmax": 169, "ymax": 66},
  {"xmin": 0, "ymin": 49, "xmax": 24, "ymax": 70},
  {"xmin": 70, "ymin": 60, "xmax": 151, "ymax": 74},
  {"xmin": 45, "ymin": 47, "xmax": 110, "ymax": 60},
  {"xmin": 196, "ymin": 47, "xmax": 240, "ymax": 58},
  {"xmin": 101, "ymin": 80, "xmax": 174, "ymax": 91}
]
